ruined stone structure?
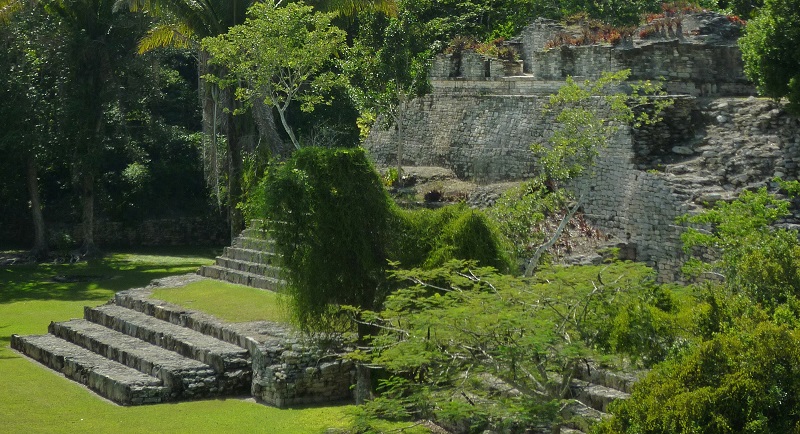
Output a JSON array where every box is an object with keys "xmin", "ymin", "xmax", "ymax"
[
  {"xmin": 364, "ymin": 12, "xmax": 800, "ymax": 280},
  {"xmin": 11, "ymin": 225, "xmax": 353, "ymax": 408}
]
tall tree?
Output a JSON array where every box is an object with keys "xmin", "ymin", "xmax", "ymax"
[
  {"xmin": 202, "ymin": 1, "xmax": 346, "ymax": 150},
  {"xmin": 1, "ymin": 0, "xmax": 148, "ymax": 255},
  {"xmin": 0, "ymin": 5, "xmax": 65, "ymax": 257},
  {"xmin": 125, "ymin": 0, "xmax": 395, "ymax": 240}
]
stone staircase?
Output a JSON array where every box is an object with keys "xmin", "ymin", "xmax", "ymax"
[
  {"xmin": 10, "ymin": 278, "xmax": 252, "ymax": 406},
  {"xmin": 198, "ymin": 222, "xmax": 285, "ymax": 291},
  {"xmin": 559, "ymin": 363, "xmax": 640, "ymax": 432}
]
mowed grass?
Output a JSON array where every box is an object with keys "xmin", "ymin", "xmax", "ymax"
[
  {"xmin": 0, "ymin": 248, "xmax": 354, "ymax": 434},
  {"xmin": 151, "ymin": 279, "xmax": 289, "ymax": 323}
]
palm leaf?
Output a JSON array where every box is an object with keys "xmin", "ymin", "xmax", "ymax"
[
  {"xmin": 308, "ymin": 0, "xmax": 397, "ymax": 17},
  {"xmin": 137, "ymin": 22, "xmax": 196, "ymax": 53}
]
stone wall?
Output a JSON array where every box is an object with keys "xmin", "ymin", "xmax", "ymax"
[
  {"xmin": 364, "ymin": 93, "xmax": 800, "ymax": 280},
  {"xmin": 46, "ymin": 217, "xmax": 229, "ymax": 248},
  {"xmin": 250, "ymin": 337, "xmax": 353, "ymax": 408},
  {"xmin": 430, "ymin": 12, "xmax": 754, "ymax": 97},
  {"xmin": 366, "ymin": 92, "xmax": 551, "ymax": 182}
]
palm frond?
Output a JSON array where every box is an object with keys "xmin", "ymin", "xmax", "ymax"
[
  {"xmin": 137, "ymin": 22, "xmax": 196, "ymax": 53},
  {"xmin": 308, "ymin": 0, "xmax": 397, "ymax": 17}
]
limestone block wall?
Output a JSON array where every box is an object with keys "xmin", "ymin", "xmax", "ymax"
[
  {"xmin": 364, "ymin": 86, "xmax": 800, "ymax": 280},
  {"xmin": 250, "ymin": 337, "xmax": 353, "ymax": 408},
  {"xmin": 527, "ymin": 42, "xmax": 752, "ymax": 97},
  {"xmin": 365, "ymin": 93, "xmax": 554, "ymax": 182}
]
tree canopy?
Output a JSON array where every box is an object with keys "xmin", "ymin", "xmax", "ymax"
[
  {"xmin": 739, "ymin": 0, "xmax": 800, "ymax": 114},
  {"xmin": 202, "ymin": 1, "xmax": 347, "ymax": 150}
]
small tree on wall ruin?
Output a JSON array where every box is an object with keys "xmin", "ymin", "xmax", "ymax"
[{"xmin": 518, "ymin": 70, "xmax": 672, "ymax": 275}]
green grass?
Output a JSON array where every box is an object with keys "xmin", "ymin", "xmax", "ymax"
[
  {"xmin": 0, "ymin": 248, "xmax": 359, "ymax": 434},
  {"xmin": 151, "ymin": 279, "xmax": 290, "ymax": 323}
]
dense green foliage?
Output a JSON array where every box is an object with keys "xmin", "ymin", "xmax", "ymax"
[
  {"xmin": 251, "ymin": 147, "xmax": 510, "ymax": 332},
  {"xmin": 350, "ymin": 260, "xmax": 682, "ymax": 432},
  {"xmin": 259, "ymin": 147, "xmax": 396, "ymax": 329},
  {"xmin": 740, "ymin": 0, "xmax": 800, "ymax": 114},
  {"xmin": 596, "ymin": 321, "xmax": 800, "ymax": 434},
  {"xmin": 203, "ymin": 1, "xmax": 347, "ymax": 150},
  {"xmin": 680, "ymin": 184, "xmax": 800, "ymax": 309},
  {"xmin": 0, "ymin": 1, "xmax": 209, "ymax": 251},
  {"xmin": 394, "ymin": 204, "xmax": 513, "ymax": 271},
  {"xmin": 595, "ymin": 184, "xmax": 800, "ymax": 432}
]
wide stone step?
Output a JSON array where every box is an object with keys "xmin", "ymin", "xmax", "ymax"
[
  {"xmin": 233, "ymin": 237, "xmax": 276, "ymax": 253},
  {"xmin": 222, "ymin": 246, "xmax": 281, "ymax": 266},
  {"xmin": 570, "ymin": 379, "xmax": 630, "ymax": 413},
  {"xmin": 214, "ymin": 257, "xmax": 283, "ymax": 279},
  {"xmin": 197, "ymin": 265, "xmax": 285, "ymax": 291},
  {"xmin": 49, "ymin": 319, "xmax": 237, "ymax": 399},
  {"xmin": 114, "ymin": 288, "xmax": 267, "ymax": 352},
  {"xmin": 84, "ymin": 304, "xmax": 250, "ymax": 377},
  {"xmin": 10, "ymin": 334, "xmax": 168, "ymax": 405},
  {"xmin": 240, "ymin": 228, "xmax": 274, "ymax": 240}
]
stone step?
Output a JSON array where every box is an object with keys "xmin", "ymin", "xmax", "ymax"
[
  {"xmin": 233, "ymin": 237, "xmax": 276, "ymax": 253},
  {"xmin": 197, "ymin": 265, "xmax": 285, "ymax": 291},
  {"xmin": 240, "ymin": 228, "xmax": 274, "ymax": 240},
  {"xmin": 222, "ymin": 246, "xmax": 281, "ymax": 266},
  {"xmin": 214, "ymin": 257, "xmax": 283, "ymax": 280},
  {"xmin": 84, "ymin": 304, "xmax": 250, "ymax": 379},
  {"xmin": 114, "ymin": 288, "xmax": 266, "ymax": 352},
  {"xmin": 573, "ymin": 363, "xmax": 640, "ymax": 394},
  {"xmin": 570, "ymin": 379, "xmax": 630, "ymax": 413},
  {"xmin": 49, "ymin": 319, "xmax": 238, "ymax": 399},
  {"xmin": 10, "ymin": 334, "xmax": 169, "ymax": 405}
]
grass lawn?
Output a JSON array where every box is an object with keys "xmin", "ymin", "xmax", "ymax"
[
  {"xmin": 151, "ymin": 279, "xmax": 289, "ymax": 323},
  {"xmin": 0, "ymin": 248, "xmax": 356, "ymax": 434}
]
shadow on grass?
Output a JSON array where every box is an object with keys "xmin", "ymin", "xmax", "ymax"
[
  {"xmin": 0, "ymin": 247, "xmax": 218, "ymax": 304},
  {"xmin": 0, "ymin": 334, "xmax": 20, "ymax": 359}
]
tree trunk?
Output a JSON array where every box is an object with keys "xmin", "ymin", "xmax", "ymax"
[
  {"xmin": 395, "ymin": 93, "xmax": 407, "ymax": 183},
  {"xmin": 26, "ymin": 155, "xmax": 47, "ymax": 258},
  {"xmin": 226, "ymin": 105, "xmax": 244, "ymax": 241},
  {"xmin": 276, "ymin": 106, "xmax": 301, "ymax": 150},
  {"xmin": 80, "ymin": 171, "xmax": 98, "ymax": 256},
  {"xmin": 354, "ymin": 319, "xmax": 378, "ymax": 404}
]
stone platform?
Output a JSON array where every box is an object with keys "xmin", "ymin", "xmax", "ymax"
[{"xmin": 11, "ymin": 274, "xmax": 353, "ymax": 407}]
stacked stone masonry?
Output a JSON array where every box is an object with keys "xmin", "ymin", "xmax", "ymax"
[
  {"xmin": 11, "ymin": 273, "xmax": 353, "ymax": 408},
  {"xmin": 365, "ymin": 12, "xmax": 800, "ymax": 280},
  {"xmin": 198, "ymin": 223, "xmax": 287, "ymax": 291}
]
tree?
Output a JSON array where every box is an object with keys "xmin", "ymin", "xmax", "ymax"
[
  {"xmin": 739, "ymin": 0, "xmax": 800, "ymax": 114},
  {"xmin": 595, "ymin": 183, "xmax": 800, "ymax": 433},
  {"xmin": 342, "ymin": 9, "xmax": 432, "ymax": 180},
  {"xmin": 0, "ymin": 6, "xmax": 64, "ymax": 257},
  {"xmin": 498, "ymin": 70, "xmax": 670, "ymax": 275},
  {"xmin": 124, "ymin": 0, "xmax": 393, "ymax": 240},
  {"xmin": 202, "ymin": 1, "xmax": 347, "ymax": 150},
  {"xmin": 350, "ymin": 260, "xmax": 678, "ymax": 432},
  {"xmin": 1, "ymin": 0, "xmax": 150, "ymax": 256},
  {"xmin": 679, "ymin": 182, "xmax": 800, "ymax": 309},
  {"xmin": 595, "ymin": 321, "xmax": 800, "ymax": 434}
]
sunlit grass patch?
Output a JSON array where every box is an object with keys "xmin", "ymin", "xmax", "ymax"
[{"xmin": 151, "ymin": 280, "xmax": 290, "ymax": 323}]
